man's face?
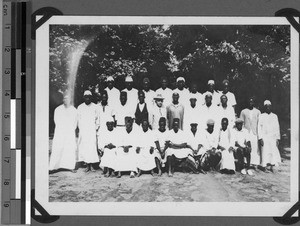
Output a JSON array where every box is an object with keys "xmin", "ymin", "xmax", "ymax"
[
  {"xmin": 161, "ymin": 79, "xmax": 167, "ymax": 89},
  {"xmin": 190, "ymin": 84, "xmax": 197, "ymax": 93},
  {"xmin": 177, "ymin": 80, "xmax": 185, "ymax": 90},
  {"xmin": 107, "ymin": 81, "xmax": 114, "ymax": 89},
  {"xmin": 155, "ymin": 99, "xmax": 163, "ymax": 107},
  {"xmin": 125, "ymin": 81, "xmax": 133, "ymax": 90},
  {"xmin": 221, "ymin": 119, "xmax": 228, "ymax": 131},
  {"xmin": 158, "ymin": 120, "xmax": 166, "ymax": 131},
  {"xmin": 84, "ymin": 95, "xmax": 92, "ymax": 105},
  {"xmin": 63, "ymin": 96, "xmax": 71, "ymax": 106},
  {"xmin": 138, "ymin": 92, "xmax": 145, "ymax": 104},
  {"xmin": 265, "ymin": 104, "xmax": 271, "ymax": 114},
  {"xmin": 172, "ymin": 94, "xmax": 179, "ymax": 103},
  {"xmin": 208, "ymin": 84, "xmax": 214, "ymax": 92},
  {"xmin": 141, "ymin": 120, "xmax": 149, "ymax": 132},
  {"xmin": 249, "ymin": 98, "xmax": 254, "ymax": 108},
  {"xmin": 221, "ymin": 95, "xmax": 228, "ymax": 106},
  {"xmin": 223, "ymin": 82, "xmax": 229, "ymax": 93},
  {"xmin": 173, "ymin": 121, "xmax": 180, "ymax": 132},
  {"xmin": 190, "ymin": 98, "xmax": 197, "ymax": 108},
  {"xmin": 236, "ymin": 123, "xmax": 243, "ymax": 131},
  {"xmin": 143, "ymin": 80, "xmax": 150, "ymax": 91},
  {"xmin": 191, "ymin": 124, "xmax": 197, "ymax": 134},
  {"xmin": 125, "ymin": 118, "xmax": 133, "ymax": 131},
  {"xmin": 207, "ymin": 124, "xmax": 214, "ymax": 133},
  {"xmin": 120, "ymin": 95, "xmax": 127, "ymax": 105},
  {"xmin": 205, "ymin": 95, "xmax": 212, "ymax": 105},
  {"xmin": 106, "ymin": 122, "xmax": 114, "ymax": 131},
  {"xmin": 102, "ymin": 93, "xmax": 108, "ymax": 103}
]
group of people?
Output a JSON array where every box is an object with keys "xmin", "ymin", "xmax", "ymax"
[{"xmin": 49, "ymin": 75, "xmax": 282, "ymax": 178}]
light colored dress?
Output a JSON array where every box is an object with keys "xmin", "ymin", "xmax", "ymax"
[{"xmin": 49, "ymin": 104, "xmax": 77, "ymax": 170}]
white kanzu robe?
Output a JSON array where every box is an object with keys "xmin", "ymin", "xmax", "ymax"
[
  {"xmin": 166, "ymin": 129, "xmax": 193, "ymax": 159},
  {"xmin": 105, "ymin": 87, "xmax": 120, "ymax": 107},
  {"xmin": 114, "ymin": 128, "xmax": 138, "ymax": 172},
  {"xmin": 183, "ymin": 105, "xmax": 201, "ymax": 131},
  {"xmin": 77, "ymin": 103, "xmax": 99, "ymax": 163},
  {"xmin": 240, "ymin": 107, "xmax": 261, "ymax": 165},
  {"xmin": 186, "ymin": 130, "xmax": 205, "ymax": 157},
  {"xmin": 98, "ymin": 129, "xmax": 118, "ymax": 170},
  {"xmin": 154, "ymin": 129, "xmax": 170, "ymax": 165},
  {"xmin": 258, "ymin": 112, "xmax": 281, "ymax": 167},
  {"xmin": 136, "ymin": 129, "xmax": 159, "ymax": 171},
  {"xmin": 218, "ymin": 128, "xmax": 235, "ymax": 171},
  {"xmin": 49, "ymin": 105, "xmax": 77, "ymax": 170}
]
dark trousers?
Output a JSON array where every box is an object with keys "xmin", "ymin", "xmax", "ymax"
[{"xmin": 234, "ymin": 147, "xmax": 251, "ymax": 170}]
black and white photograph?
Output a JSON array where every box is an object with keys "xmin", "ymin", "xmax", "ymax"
[{"xmin": 35, "ymin": 16, "xmax": 299, "ymax": 216}]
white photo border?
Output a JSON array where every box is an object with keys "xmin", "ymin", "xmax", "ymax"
[{"xmin": 35, "ymin": 16, "xmax": 299, "ymax": 216}]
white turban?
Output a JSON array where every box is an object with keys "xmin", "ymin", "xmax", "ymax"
[{"xmin": 264, "ymin": 100, "xmax": 271, "ymax": 106}]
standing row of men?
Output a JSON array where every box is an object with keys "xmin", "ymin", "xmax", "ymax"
[{"xmin": 49, "ymin": 75, "xmax": 282, "ymax": 177}]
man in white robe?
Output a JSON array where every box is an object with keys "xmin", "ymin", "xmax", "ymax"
[
  {"xmin": 173, "ymin": 77, "xmax": 189, "ymax": 107},
  {"xmin": 165, "ymin": 118, "xmax": 193, "ymax": 177},
  {"xmin": 154, "ymin": 117, "xmax": 170, "ymax": 173},
  {"xmin": 98, "ymin": 120, "xmax": 118, "ymax": 177},
  {"xmin": 183, "ymin": 94, "xmax": 201, "ymax": 131},
  {"xmin": 203, "ymin": 80, "xmax": 220, "ymax": 106},
  {"xmin": 114, "ymin": 91, "xmax": 135, "ymax": 127},
  {"xmin": 218, "ymin": 118, "xmax": 236, "ymax": 174},
  {"xmin": 186, "ymin": 123, "xmax": 206, "ymax": 174},
  {"xmin": 216, "ymin": 94, "xmax": 235, "ymax": 128},
  {"xmin": 49, "ymin": 94, "xmax": 77, "ymax": 173},
  {"xmin": 105, "ymin": 76, "xmax": 120, "ymax": 107},
  {"xmin": 77, "ymin": 90, "xmax": 99, "ymax": 172},
  {"xmin": 189, "ymin": 83, "xmax": 203, "ymax": 104},
  {"xmin": 219, "ymin": 79, "xmax": 237, "ymax": 110},
  {"xmin": 199, "ymin": 92, "xmax": 219, "ymax": 130},
  {"xmin": 240, "ymin": 97, "xmax": 261, "ymax": 168},
  {"xmin": 258, "ymin": 100, "xmax": 281, "ymax": 172},
  {"xmin": 149, "ymin": 93, "xmax": 168, "ymax": 130},
  {"xmin": 96, "ymin": 90, "xmax": 115, "ymax": 131},
  {"xmin": 233, "ymin": 118, "xmax": 253, "ymax": 175},
  {"xmin": 136, "ymin": 119, "xmax": 161, "ymax": 177},
  {"xmin": 114, "ymin": 116, "xmax": 139, "ymax": 178},
  {"xmin": 200, "ymin": 119, "xmax": 221, "ymax": 171},
  {"xmin": 155, "ymin": 76, "xmax": 173, "ymax": 107},
  {"xmin": 122, "ymin": 76, "xmax": 138, "ymax": 110}
]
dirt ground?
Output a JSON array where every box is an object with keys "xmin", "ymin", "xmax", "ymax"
[{"xmin": 49, "ymin": 147, "xmax": 290, "ymax": 202}]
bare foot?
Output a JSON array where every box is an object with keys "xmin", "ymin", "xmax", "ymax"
[
  {"xmin": 71, "ymin": 169, "xmax": 77, "ymax": 173},
  {"xmin": 90, "ymin": 166, "xmax": 96, "ymax": 172},
  {"xmin": 104, "ymin": 172, "xmax": 110, "ymax": 177},
  {"xmin": 137, "ymin": 171, "xmax": 141, "ymax": 177},
  {"xmin": 168, "ymin": 172, "xmax": 173, "ymax": 177},
  {"xmin": 85, "ymin": 168, "xmax": 90, "ymax": 173},
  {"xmin": 157, "ymin": 170, "xmax": 162, "ymax": 176},
  {"xmin": 116, "ymin": 172, "xmax": 121, "ymax": 178}
]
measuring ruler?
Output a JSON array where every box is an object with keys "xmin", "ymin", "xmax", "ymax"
[{"xmin": 2, "ymin": 1, "xmax": 27, "ymax": 224}]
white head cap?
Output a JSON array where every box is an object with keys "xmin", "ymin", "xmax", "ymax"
[
  {"xmin": 264, "ymin": 100, "xmax": 271, "ymax": 106},
  {"xmin": 125, "ymin": 76, "xmax": 133, "ymax": 82},
  {"xmin": 106, "ymin": 76, "xmax": 114, "ymax": 82},
  {"xmin": 208, "ymin": 80, "xmax": 215, "ymax": 85},
  {"xmin": 176, "ymin": 77, "xmax": 185, "ymax": 82},
  {"xmin": 189, "ymin": 93, "xmax": 198, "ymax": 100},
  {"xmin": 84, "ymin": 90, "xmax": 92, "ymax": 96},
  {"xmin": 205, "ymin": 91, "xmax": 213, "ymax": 97}
]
